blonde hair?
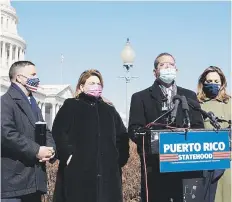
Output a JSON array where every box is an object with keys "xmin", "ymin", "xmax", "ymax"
[
  {"xmin": 197, "ymin": 66, "xmax": 230, "ymax": 103},
  {"xmin": 74, "ymin": 69, "xmax": 103, "ymax": 98}
]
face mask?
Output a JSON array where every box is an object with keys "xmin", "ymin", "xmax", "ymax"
[
  {"xmin": 84, "ymin": 84, "xmax": 102, "ymax": 98},
  {"xmin": 159, "ymin": 68, "xmax": 177, "ymax": 84},
  {"xmin": 25, "ymin": 77, "xmax": 40, "ymax": 92},
  {"xmin": 203, "ymin": 83, "xmax": 220, "ymax": 98}
]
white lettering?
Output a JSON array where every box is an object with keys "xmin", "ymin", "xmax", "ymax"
[
  {"xmin": 178, "ymin": 153, "xmax": 213, "ymax": 160},
  {"xmin": 188, "ymin": 143, "xmax": 195, "ymax": 152},
  {"xmin": 194, "ymin": 143, "xmax": 201, "ymax": 152},
  {"xmin": 203, "ymin": 142, "xmax": 225, "ymax": 151},
  {"xmin": 218, "ymin": 142, "xmax": 225, "ymax": 150},
  {"xmin": 176, "ymin": 144, "xmax": 182, "ymax": 152},
  {"xmin": 170, "ymin": 144, "xmax": 176, "ymax": 153},
  {"xmin": 182, "ymin": 144, "xmax": 189, "ymax": 152},
  {"xmin": 164, "ymin": 144, "xmax": 170, "ymax": 153},
  {"xmin": 203, "ymin": 143, "xmax": 210, "ymax": 151},
  {"xmin": 163, "ymin": 143, "xmax": 203, "ymax": 153}
]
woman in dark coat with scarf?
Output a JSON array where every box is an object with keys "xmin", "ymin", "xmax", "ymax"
[{"xmin": 52, "ymin": 69, "xmax": 129, "ymax": 202}]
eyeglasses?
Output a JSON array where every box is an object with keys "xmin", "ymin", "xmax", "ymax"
[{"xmin": 158, "ymin": 62, "xmax": 176, "ymax": 68}]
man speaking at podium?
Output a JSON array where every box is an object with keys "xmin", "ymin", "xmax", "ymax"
[{"xmin": 128, "ymin": 53, "xmax": 206, "ymax": 202}]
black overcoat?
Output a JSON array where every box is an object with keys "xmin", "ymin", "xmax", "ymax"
[
  {"xmin": 128, "ymin": 81, "xmax": 212, "ymax": 202},
  {"xmin": 52, "ymin": 93, "xmax": 129, "ymax": 202}
]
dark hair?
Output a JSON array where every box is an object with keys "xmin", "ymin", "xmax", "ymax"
[
  {"xmin": 9, "ymin": 61, "xmax": 35, "ymax": 81},
  {"xmin": 154, "ymin": 52, "xmax": 175, "ymax": 69}
]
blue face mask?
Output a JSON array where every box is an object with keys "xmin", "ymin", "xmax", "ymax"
[{"xmin": 203, "ymin": 83, "xmax": 220, "ymax": 98}]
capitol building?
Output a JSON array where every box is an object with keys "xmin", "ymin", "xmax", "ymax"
[{"xmin": 0, "ymin": 0, "xmax": 73, "ymax": 129}]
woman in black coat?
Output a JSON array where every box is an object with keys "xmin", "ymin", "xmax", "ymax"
[{"xmin": 52, "ymin": 69, "xmax": 129, "ymax": 202}]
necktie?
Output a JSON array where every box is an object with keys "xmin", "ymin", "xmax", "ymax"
[{"xmin": 29, "ymin": 95, "xmax": 39, "ymax": 121}]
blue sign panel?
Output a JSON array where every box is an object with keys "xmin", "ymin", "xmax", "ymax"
[{"xmin": 159, "ymin": 130, "xmax": 231, "ymax": 173}]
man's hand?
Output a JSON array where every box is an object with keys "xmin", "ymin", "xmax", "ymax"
[
  {"xmin": 36, "ymin": 146, "xmax": 55, "ymax": 162},
  {"xmin": 39, "ymin": 152, "xmax": 55, "ymax": 163}
]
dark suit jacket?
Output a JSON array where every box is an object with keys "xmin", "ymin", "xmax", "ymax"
[
  {"xmin": 1, "ymin": 85, "xmax": 56, "ymax": 198},
  {"xmin": 128, "ymin": 81, "xmax": 206, "ymax": 202}
]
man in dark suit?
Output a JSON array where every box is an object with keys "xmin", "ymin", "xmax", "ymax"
[
  {"xmin": 1, "ymin": 61, "xmax": 56, "ymax": 202},
  {"xmin": 128, "ymin": 53, "xmax": 206, "ymax": 202}
]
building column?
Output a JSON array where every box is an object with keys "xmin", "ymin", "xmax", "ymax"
[
  {"xmin": 15, "ymin": 46, "xmax": 18, "ymax": 61},
  {"xmin": 22, "ymin": 49, "xmax": 25, "ymax": 60},
  {"xmin": 2, "ymin": 42, "xmax": 6, "ymax": 67},
  {"xmin": 18, "ymin": 48, "xmax": 22, "ymax": 60},
  {"xmin": 10, "ymin": 18, "xmax": 12, "ymax": 32},
  {"xmin": 41, "ymin": 103, "xmax": 46, "ymax": 120},
  {"xmin": 11, "ymin": 18, "xmax": 14, "ymax": 33},
  {"xmin": 9, "ymin": 44, "xmax": 12, "ymax": 66},
  {"xmin": 51, "ymin": 104, "xmax": 56, "ymax": 124},
  {"xmin": 13, "ymin": 18, "xmax": 17, "ymax": 34},
  {"xmin": 2, "ymin": 17, "xmax": 6, "ymax": 30}
]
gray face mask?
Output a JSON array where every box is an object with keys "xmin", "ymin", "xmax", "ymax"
[{"xmin": 159, "ymin": 68, "xmax": 177, "ymax": 84}]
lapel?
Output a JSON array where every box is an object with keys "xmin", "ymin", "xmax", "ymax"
[
  {"xmin": 176, "ymin": 87, "xmax": 182, "ymax": 96},
  {"xmin": 148, "ymin": 81, "xmax": 167, "ymax": 117},
  {"xmin": 149, "ymin": 81, "xmax": 166, "ymax": 104},
  {"xmin": 175, "ymin": 86, "xmax": 184, "ymax": 126},
  {"xmin": 8, "ymin": 86, "xmax": 37, "ymax": 128}
]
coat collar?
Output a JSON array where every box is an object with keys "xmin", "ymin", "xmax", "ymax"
[
  {"xmin": 148, "ymin": 81, "xmax": 185, "ymax": 127},
  {"xmin": 7, "ymin": 84, "xmax": 37, "ymax": 127},
  {"xmin": 149, "ymin": 80, "xmax": 183, "ymax": 104},
  {"xmin": 202, "ymin": 98, "xmax": 223, "ymax": 103},
  {"xmin": 78, "ymin": 92, "xmax": 103, "ymax": 103},
  {"xmin": 149, "ymin": 80, "xmax": 171, "ymax": 104}
]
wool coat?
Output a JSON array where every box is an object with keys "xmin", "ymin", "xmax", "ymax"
[{"xmin": 52, "ymin": 93, "xmax": 129, "ymax": 202}]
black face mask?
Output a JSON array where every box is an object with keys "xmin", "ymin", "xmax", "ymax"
[{"xmin": 203, "ymin": 83, "xmax": 220, "ymax": 98}]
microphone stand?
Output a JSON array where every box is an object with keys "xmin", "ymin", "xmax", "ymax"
[
  {"xmin": 150, "ymin": 107, "xmax": 174, "ymax": 126},
  {"xmin": 134, "ymin": 107, "xmax": 174, "ymax": 137},
  {"xmin": 133, "ymin": 106, "xmax": 174, "ymax": 202}
]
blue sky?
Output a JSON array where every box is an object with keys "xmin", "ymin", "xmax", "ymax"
[{"xmin": 12, "ymin": 1, "xmax": 231, "ymax": 118}]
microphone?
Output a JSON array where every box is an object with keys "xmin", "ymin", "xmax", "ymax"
[
  {"xmin": 181, "ymin": 96, "xmax": 191, "ymax": 128},
  {"xmin": 171, "ymin": 95, "xmax": 182, "ymax": 123},
  {"xmin": 187, "ymin": 98, "xmax": 221, "ymax": 130},
  {"xmin": 208, "ymin": 111, "xmax": 221, "ymax": 130}
]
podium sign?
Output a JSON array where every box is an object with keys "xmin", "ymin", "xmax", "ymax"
[{"xmin": 158, "ymin": 130, "xmax": 231, "ymax": 173}]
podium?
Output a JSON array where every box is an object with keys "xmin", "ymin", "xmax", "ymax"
[{"xmin": 146, "ymin": 129, "xmax": 231, "ymax": 173}]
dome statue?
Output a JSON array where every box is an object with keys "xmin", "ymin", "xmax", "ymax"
[{"xmin": 0, "ymin": 0, "xmax": 11, "ymax": 6}]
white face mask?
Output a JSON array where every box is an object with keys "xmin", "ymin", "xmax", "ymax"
[{"xmin": 159, "ymin": 68, "xmax": 177, "ymax": 84}]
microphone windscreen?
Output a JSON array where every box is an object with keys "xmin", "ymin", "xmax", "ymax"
[
  {"xmin": 181, "ymin": 96, "xmax": 189, "ymax": 111},
  {"xmin": 187, "ymin": 98, "xmax": 201, "ymax": 110},
  {"xmin": 172, "ymin": 94, "xmax": 182, "ymax": 103}
]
